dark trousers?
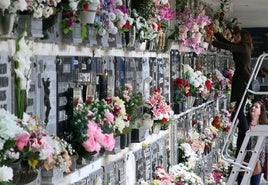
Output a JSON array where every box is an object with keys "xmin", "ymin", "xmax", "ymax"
[{"xmin": 237, "ymin": 172, "xmax": 262, "ymax": 185}]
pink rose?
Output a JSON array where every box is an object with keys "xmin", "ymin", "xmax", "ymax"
[
  {"xmin": 100, "ymin": 133, "xmax": 115, "ymax": 151},
  {"xmin": 105, "ymin": 110, "xmax": 114, "ymax": 123},
  {"xmin": 82, "ymin": 133, "xmax": 101, "ymax": 153},
  {"xmin": 15, "ymin": 132, "xmax": 30, "ymax": 151}
]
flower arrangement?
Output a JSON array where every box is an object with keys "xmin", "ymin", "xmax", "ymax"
[
  {"xmin": 0, "ymin": 109, "xmax": 74, "ymax": 175},
  {"xmin": 169, "ymin": 163, "xmax": 204, "ymax": 185},
  {"xmin": 211, "ymin": 110, "xmax": 231, "ymax": 134},
  {"xmin": 94, "ymin": 0, "xmax": 133, "ymax": 36},
  {"xmin": 5, "ymin": 0, "xmax": 61, "ymax": 18},
  {"xmin": 178, "ymin": 142, "xmax": 197, "ymax": 170},
  {"xmin": 117, "ymin": 83, "xmax": 143, "ymax": 123},
  {"xmin": 176, "ymin": 1, "xmax": 211, "ymax": 54},
  {"xmin": 183, "ymin": 64, "xmax": 212, "ymax": 98},
  {"xmin": 61, "ymin": 5, "xmax": 87, "ymax": 39},
  {"xmin": 211, "ymin": 69, "xmax": 228, "ymax": 98},
  {"xmin": 13, "ymin": 30, "xmax": 33, "ymax": 119},
  {"xmin": 71, "ymin": 96, "xmax": 115, "ymax": 161},
  {"xmin": 145, "ymin": 89, "xmax": 172, "ymax": 128},
  {"xmin": 105, "ymin": 96, "xmax": 130, "ymax": 135},
  {"xmin": 0, "ymin": 0, "xmax": 27, "ymax": 14},
  {"xmin": 173, "ymin": 77, "xmax": 190, "ymax": 103}
]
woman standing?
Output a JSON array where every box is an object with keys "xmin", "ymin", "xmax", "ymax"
[
  {"xmin": 206, "ymin": 28, "xmax": 254, "ymax": 157},
  {"xmin": 237, "ymin": 100, "xmax": 268, "ymax": 185}
]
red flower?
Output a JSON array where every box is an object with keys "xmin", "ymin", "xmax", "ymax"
[
  {"xmin": 162, "ymin": 117, "xmax": 168, "ymax": 124},
  {"xmin": 83, "ymin": 3, "xmax": 90, "ymax": 11},
  {"xmin": 174, "ymin": 78, "xmax": 188, "ymax": 88},
  {"xmin": 220, "ymin": 12, "xmax": 225, "ymax": 17},
  {"xmin": 205, "ymin": 79, "xmax": 212, "ymax": 90},
  {"xmin": 123, "ymin": 21, "xmax": 131, "ymax": 29}
]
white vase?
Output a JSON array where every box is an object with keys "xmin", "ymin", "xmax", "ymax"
[
  {"xmin": 0, "ymin": 13, "xmax": 16, "ymax": 37},
  {"xmin": 185, "ymin": 96, "xmax": 196, "ymax": 109},
  {"xmin": 134, "ymin": 41, "xmax": 147, "ymax": 51},
  {"xmin": 81, "ymin": 4, "xmax": 98, "ymax": 24},
  {"xmin": 142, "ymin": 119, "xmax": 154, "ymax": 129}
]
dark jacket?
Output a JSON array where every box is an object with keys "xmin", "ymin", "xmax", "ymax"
[{"xmin": 212, "ymin": 33, "xmax": 252, "ymax": 103}]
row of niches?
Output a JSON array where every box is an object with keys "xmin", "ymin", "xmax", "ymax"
[{"xmin": 0, "ymin": 12, "xmax": 169, "ymax": 52}]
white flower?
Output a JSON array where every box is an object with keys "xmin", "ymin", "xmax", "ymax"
[
  {"xmin": 98, "ymin": 27, "xmax": 107, "ymax": 36},
  {"xmin": 0, "ymin": 165, "xmax": 13, "ymax": 182},
  {"xmin": 0, "ymin": 109, "xmax": 24, "ymax": 141},
  {"xmin": 0, "ymin": 0, "xmax": 11, "ymax": 11},
  {"xmin": 68, "ymin": 0, "xmax": 79, "ymax": 11}
]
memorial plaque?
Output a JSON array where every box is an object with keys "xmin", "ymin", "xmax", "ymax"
[
  {"xmin": 86, "ymin": 168, "xmax": 104, "ymax": 185},
  {"xmin": 103, "ymin": 162, "xmax": 116, "ymax": 185},
  {"xmin": 134, "ymin": 149, "xmax": 145, "ymax": 181},
  {"xmin": 143, "ymin": 147, "xmax": 151, "ymax": 181},
  {"xmin": 114, "ymin": 159, "xmax": 126, "ymax": 184},
  {"xmin": 0, "ymin": 52, "xmax": 11, "ymax": 111}
]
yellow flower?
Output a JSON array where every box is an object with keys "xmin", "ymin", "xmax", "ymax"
[{"xmin": 28, "ymin": 159, "xmax": 38, "ymax": 169}]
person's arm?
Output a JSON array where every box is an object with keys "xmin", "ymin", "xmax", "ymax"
[
  {"xmin": 214, "ymin": 32, "xmax": 232, "ymax": 44},
  {"xmin": 212, "ymin": 40, "xmax": 247, "ymax": 53}
]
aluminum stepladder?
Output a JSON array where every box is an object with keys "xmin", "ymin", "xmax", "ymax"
[{"xmin": 221, "ymin": 53, "xmax": 268, "ymax": 185}]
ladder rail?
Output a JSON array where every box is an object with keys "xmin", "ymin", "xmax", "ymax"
[
  {"xmin": 227, "ymin": 126, "xmax": 267, "ymax": 184},
  {"xmin": 221, "ymin": 53, "xmax": 268, "ymax": 164}
]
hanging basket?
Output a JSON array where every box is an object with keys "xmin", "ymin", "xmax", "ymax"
[
  {"xmin": 81, "ymin": 3, "xmax": 98, "ymax": 24},
  {"xmin": 0, "ymin": 13, "xmax": 16, "ymax": 37}
]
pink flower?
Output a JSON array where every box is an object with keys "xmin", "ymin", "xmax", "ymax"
[
  {"xmin": 16, "ymin": 132, "xmax": 30, "ymax": 151},
  {"xmin": 105, "ymin": 110, "xmax": 114, "ymax": 123},
  {"xmin": 99, "ymin": 133, "xmax": 115, "ymax": 151},
  {"xmin": 159, "ymin": 6, "xmax": 175, "ymax": 20},
  {"xmin": 82, "ymin": 133, "xmax": 101, "ymax": 153}
]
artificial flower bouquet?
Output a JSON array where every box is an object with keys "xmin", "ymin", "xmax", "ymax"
[
  {"xmin": 105, "ymin": 96, "xmax": 131, "ymax": 135},
  {"xmin": 176, "ymin": 0, "xmax": 211, "ymax": 54},
  {"xmin": 70, "ymin": 96, "xmax": 115, "ymax": 162},
  {"xmin": 117, "ymin": 83, "xmax": 143, "ymax": 123},
  {"xmin": 145, "ymin": 89, "xmax": 172, "ymax": 129},
  {"xmin": 183, "ymin": 64, "xmax": 212, "ymax": 100},
  {"xmin": 173, "ymin": 77, "xmax": 190, "ymax": 103}
]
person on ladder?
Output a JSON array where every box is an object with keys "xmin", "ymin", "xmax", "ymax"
[
  {"xmin": 237, "ymin": 99, "xmax": 268, "ymax": 185},
  {"xmin": 205, "ymin": 26, "xmax": 257, "ymax": 183}
]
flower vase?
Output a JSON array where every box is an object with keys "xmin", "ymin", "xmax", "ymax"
[
  {"xmin": 7, "ymin": 161, "xmax": 21, "ymax": 184},
  {"xmin": 142, "ymin": 118, "xmax": 154, "ymax": 129},
  {"xmin": 81, "ymin": 3, "xmax": 98, "ymax": 24},
  {"xmin": 0, "ymin": 13, "xmax": 16, "ymax": 37},
  {"xmin": 120, "ymin": 134, "xmax": 127, "ymax": 149},
  {"xmin": 131, "ymin": 127, "xmax": 146, "ymax": 143},
  {"xmin": 152, "ymin": 124, "xmax": 161, "ymax": 134},
  {"xmin": 17, "ymin": 14, "xmax": 43, "ymax": 38},
  {"xmin": 108, "ymin": 135, "xmax": 121, "ymax": 154},
  {"xmin": 69, "ymin": 153, "xmax": 78, "ymax": 172},
  {"xmin": 173, "ymin": 103, "xmax": 184, "ymax": 114},
  {"xmin": 185, "ymin": 96, "xmax": 196, "ymax": 110},
  {"xmin": 125, "ymin": 26, "xmax": 136, "ymax": 48},
  {"xmin": 84, "ymin": 24, "xmax": 97, "ymax": 46},
  {"xmin": 108, "ymin": 33, "xmax": 123, "ymax": 48},
  {"xmin": 134, "ymin": 40, "xmax": 147, "ymax": 51},
  {"xmin": 62, "ymin": 23, "xmax": 83, "ymax": 44},
  {"xmin": 18, "ymin": 165, "xmax": 39, "ymax": 184}
]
